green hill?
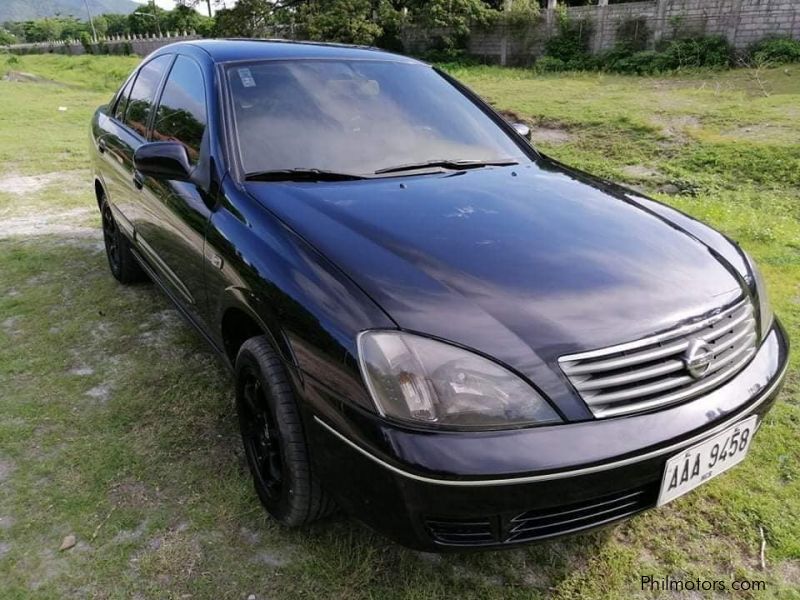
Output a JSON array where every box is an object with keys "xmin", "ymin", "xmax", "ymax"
[{"xmin": 0, "ymin": 0, "xmax": 139, "ymax": 23}]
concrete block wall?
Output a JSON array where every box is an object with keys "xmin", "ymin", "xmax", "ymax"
[
  {"xmin": 460, "ymin": 0, "xmax": 800, "ymax": 65},
  {"xmin": 6, "ymin": 33, "xmax": 201, "ymax": 57}
]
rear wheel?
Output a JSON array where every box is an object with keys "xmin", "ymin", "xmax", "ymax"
[
  {"xmin": 101, "ymin": 199, "xmax": 146, "ymax": 284},
  {"xmin": 235, "ymin": 336, "xmax": 335, "ymax": 526}
]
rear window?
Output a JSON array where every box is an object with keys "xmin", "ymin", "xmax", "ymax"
[
  {"xmin": 112, "ymin": 77, "xmax": 134, "ymax": 121},
  {"xmin": 123, "ymin": 55, "xmax": 172, "ymax": 137}
]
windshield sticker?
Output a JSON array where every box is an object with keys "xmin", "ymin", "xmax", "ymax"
[{"xmin": 238, "ymin": 68, "xmax": 256, "ymax": 88}]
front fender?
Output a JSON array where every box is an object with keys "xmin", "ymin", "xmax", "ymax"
[{"xmin": 205, "ymin": 177, "xmax": 395, "ymax": 411}]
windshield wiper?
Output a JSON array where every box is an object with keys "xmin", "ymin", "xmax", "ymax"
[
  {"xmin": 374, "ymin": 158, "xmax": 519, "ymax": 175},
  {"xmin": 245, "ymin": 169, "xmax": 366, "ymax": 182}
]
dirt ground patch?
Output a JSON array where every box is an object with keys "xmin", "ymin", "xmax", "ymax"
[
  {"xmin": 498, "ymin": 109, "xmax": 575, "ymax": 144},
  {"xmin": 531, "ymin": 126, "xmax": 574, "ymax": 144},
  {"xmin": 650, "ymin": 114, "xmax": 702, "ymax": 139},
  {"xmin": 621, "ymin": 165, "xmax": 663, "ymax": 179},
  {"xmin": 1, "ymin": 71, "xmax": 61, "ymax": 85},
  {"xmin": 719, "ymin": 123, "xmax": 797, "ymax": 142},
  {"xmin": 0, "ymin": 207, "xmax": 97, "ymax": 239},
  {"xmin": 0, "ymin": 170, "xmax": 88, "ymax": 196}
]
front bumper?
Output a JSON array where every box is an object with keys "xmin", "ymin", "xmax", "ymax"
[{"xmin": 307, "ymin": 321, "xmax": 789, "ymax": 551}]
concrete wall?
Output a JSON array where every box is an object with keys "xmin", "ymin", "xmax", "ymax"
[
  {"xmin": 439, "ymin": 0, "xmax": 800, "ymax": 65},
  {"xmin": 5, "ymin": 33, "xmax": 201, "ymax": 57}
]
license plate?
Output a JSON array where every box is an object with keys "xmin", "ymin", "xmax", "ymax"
[{"xmin": 657, "ymin": 415, "xmax": 758, "ymax": 506}]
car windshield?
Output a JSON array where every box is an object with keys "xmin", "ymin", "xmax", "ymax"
[{"xmin": 226, "ymin": 59, "xmax": 530, "ymax": 178}]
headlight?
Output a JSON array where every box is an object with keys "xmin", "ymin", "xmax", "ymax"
[
  {"xmin": 744, "ymin": 251, "xmax": 774, "ymax": 339},
  {"xmin": 357, "ymin": 331, "xmax": 561, "ymax": 428}
]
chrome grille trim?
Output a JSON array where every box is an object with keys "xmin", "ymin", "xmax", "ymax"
[{"xmin": 560, "ymin": 298, "xmax": 758, "ymax": 418}]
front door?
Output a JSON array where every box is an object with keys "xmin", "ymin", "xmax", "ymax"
[{"xmin": 136, "ymin": 55, "xmax": 213, "ymax": 325}]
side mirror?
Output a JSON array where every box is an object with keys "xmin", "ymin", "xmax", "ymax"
[
  {"xmin": 134, "ymin": 142, "xmax": 192, "ymax": 182},
  {"xmin": 512, "ymin": 122, "xmax": 532, "ymax": 141}
]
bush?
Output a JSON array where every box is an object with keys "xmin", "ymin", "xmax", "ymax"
[
  {"xmin": 544, "ymin": 11, "xmax": 593, "ymax": 66},
  {"xmin": 602, "ymin": 35, "xmax": 733, "ymax": 74},
  {"xmin": 421, "ymin": 47, "xmax": 480, "ymax": 66},
  {"xmin": 656, "ymin": 35, "xmax": 732, "ymax": 69},
  {"xmin": 79, "ymin": 31, "xmax": 93, "ymax": 54},
  {"xmin": 534, "ymin": 55, "xmax": 566, "ymax": 72},
  {"xmin": 606, "ymin": 50, "xmax": 660, "ymax": 75},
  {"xmin": 751, "ymin": 37, "xmax": 800, "ymax": 64}
]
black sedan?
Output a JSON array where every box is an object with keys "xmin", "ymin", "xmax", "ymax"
[{"xmin": 90, "ymin": 39, "xmax": 789, "ymax": 550}]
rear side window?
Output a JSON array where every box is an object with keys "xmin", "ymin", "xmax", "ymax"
[
  {"xmin": 151, "ymin": 56, "xmax": 207, "ymax": 166},
  {"xmin": 113, "ymin": 77, "xmax": 133, "ymax": 121},
  {"xmin": 124, "ymin": 55, "xmax": 172, "ymax": 137}
]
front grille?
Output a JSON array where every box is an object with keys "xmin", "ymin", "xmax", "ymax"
[
  {"xmin": 560, "ymin": 298, "xmax": 758, "ymax": 419},
  {"xmin": 424, "ymin": 484, "xmax": 657, "ymax": 547}
]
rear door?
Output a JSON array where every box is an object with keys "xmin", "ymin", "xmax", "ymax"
[
  {"xmin": 99, "ymin": 54, "xmax": 173, "ymax": 235},
  {"xmin": 94, "ymin": 75, "xmax": 134, "ymax": 230},
  {"xmin": 135, "ymin": 54, "xmax": 214, "ymax": 323}
]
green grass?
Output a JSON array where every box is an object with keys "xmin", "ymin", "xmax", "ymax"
[{"xmin": 1, "ymin": 54, "xmax": 799, "ymax": 599}]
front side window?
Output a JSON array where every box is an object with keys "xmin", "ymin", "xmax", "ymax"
[
  {"xmin": 124, "ymin": 54, "xmax": 172, "ymax": 137},
  {"xmin": 152, "ymin": 56, "xmax": 208, "ymax": 166},
  {"xmin": 227, "ymin": 60, "xmax": 529, "ymax": 177}
]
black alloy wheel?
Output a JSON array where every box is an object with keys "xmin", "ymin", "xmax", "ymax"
[
  {"xmin": 235, "ymin": 336, "xmax": 335, "ymax": 526},
  {"xmin": 239, "ymin": 368, "xmax": 285, "ymax": 502}
]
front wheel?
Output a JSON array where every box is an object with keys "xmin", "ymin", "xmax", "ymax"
[{"xmin": 235, "ymin": 336, "xmax": 335, "ymax": 526}]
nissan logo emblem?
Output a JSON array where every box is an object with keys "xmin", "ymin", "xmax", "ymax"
[{"xmin": 684, "ymin": 339, "xmax": 714, "ymax": 379}]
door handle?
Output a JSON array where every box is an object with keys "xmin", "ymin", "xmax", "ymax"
[
  {"xmin": 98, "ymin": 139, "xmax": 107, "ymax": 154},
  {"xmin": 133, "ymin": 170, "xmax": 145, "ymax": 190}
]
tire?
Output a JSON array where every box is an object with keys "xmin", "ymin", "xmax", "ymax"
[
  {"xmin": 100, "ymin": 198, "xmax": 146, "ymax": 284},
  {"xmin": 235, "ymin": 336, "xmax": 335, "ymax": 526}
]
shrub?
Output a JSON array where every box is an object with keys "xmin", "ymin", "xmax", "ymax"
[
  {"xmin": 606, "ymin": 50, "xmax": 660, "ymax": 75},
  {"xmin": 751, "ymin": 37, "xmax": 800, "ymax": 64},
  {"xmin": 422, "ymin": 47, "xmax": 479, "ymax": 66},
  {"xmin": 79, "ymin": 31, "xmax": 93, "ymax": 54},
  {"xmin": 534, "ymin": 55, "xmax": 566, "ymax": 72},
  {"xmin": 656, "ymin": 35, "xmax": 732, "ymax": 69},
  {"xmin": 544, "ymin": 11, "xmax": 593, "ymax": 67}
]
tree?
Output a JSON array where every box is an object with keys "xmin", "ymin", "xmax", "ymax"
[
  {"xmin": 300, "ymin": 0, "xmax": 384, "ymax": 46},
  {"xmin": 103, "ymin": 13, "xmax": 130, "ymax": 37},
  {"xmin": 175, "ymin": 0, "xmax": 214, "ymax": 19},
  {"xmin": 23, "ymin": 18, "xmax": 64, "ymax": 42},
  {"xmin": 406, "ymin": 0, "xmax": 492, "ymax": 36},
  {"xmin": 213, "ymin": 0, "xmax": 274, "ymax": 38},
  {"xmin": 128, "ymin": 4, "xmax": 167, "ymax": 36},
  {"xmin": 164, "ymin": 5, "xmax": 213, "ymax": 35},
  {"xmin": 0, "ymin": 29, "xmax": 16, "ymax": 45},
  {"xmin": 93, "ymin": 15, "xmax": 109, "ymax": 38}
]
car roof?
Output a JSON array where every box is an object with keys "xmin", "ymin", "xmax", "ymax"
[{"xmin": 168, "ymin": 38, "xmax": 422, "ymax": 65}]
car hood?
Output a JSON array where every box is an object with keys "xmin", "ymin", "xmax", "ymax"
[{"xmin": 245, "ymin": 160, "xmax": 744, "ymax": 418}]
